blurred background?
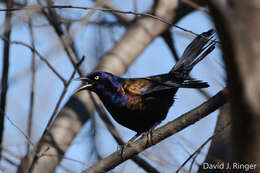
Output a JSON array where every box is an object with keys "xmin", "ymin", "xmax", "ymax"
[{"xmin": 0, "ymin": 0, "xmax": 226, "ymax": 172}]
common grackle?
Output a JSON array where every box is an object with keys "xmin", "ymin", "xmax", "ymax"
[{"xmin": 75, "ymin": 29, "xmax": 216, "ymax": 144}]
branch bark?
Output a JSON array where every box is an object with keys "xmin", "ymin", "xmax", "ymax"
[
  {"xmin": 27, "ymin": 17, "xmax": 36, "ymax": 154},
  {"xmin": 0, "ymin": 0, "xmax": 12, "ymax": 159},
  {"xmin": 83, "ymin": 88, "xmax": 228, "ymax": 173}
]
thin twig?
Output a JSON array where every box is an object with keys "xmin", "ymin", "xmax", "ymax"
[
  {"xmin": 38, "ymin": 3, "xmax": 84, "ymax": 76},
  {"xmin": 35, "ymin": 146, "xmax": 89, "ymax": 167},
  {"xmin": 2, "ymin": 155, "xmax": 19, "ymax": 167},
  {"xmin": 41, "ymin": 154, "xmax": 88, "ymax": 167},
  {"xmin": 1, "ymin": 112, "xmax": 36, "ymax": 147},
  {"xmin": 0, "ymin": 35, "xmax": 66, "ymax": 84},
  {"xmin": 39, "ymin": 56, "xmax": 85, "ymax": 138},
  {"xmin": 0, "ymin": 5, "xmax": 173, "ymax": 26},
  {"xmin": 176, "ymin": 121, "xmax": 231, "ymax": 173},
  {"xmin": 162, "ymin": 30, "xmax": 180, "ymax": 62},
  {"xmin": 0, "ymin": 5, "xmax": 220, "ymax": 43},
  {"xmin": 181, "ymin": 0, "xmax": 209, "ymax": 14},
  {"xmin": 0, "ymin": 0, "xmax": 12, "ymax": 159},
  {"xmin": 0, "ymin": 146, "xmax": 22, "ymax": 160},
  {"xmin": 188, "ymin": 152, "xmax": 199, "ymax": 173},
  {"xmin": 27, "ymin": 17, "xmax": 36, "ymax": 154}
]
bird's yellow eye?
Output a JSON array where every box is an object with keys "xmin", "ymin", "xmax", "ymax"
[{"xmin": 94, "ymin": 75, "xmax": 100, "ymax": 80}]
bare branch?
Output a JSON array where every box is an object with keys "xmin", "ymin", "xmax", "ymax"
[
  {"xmin": 0, "ymin": 4, "xmax": 218, "ymax": 40},
  {"xmin": 38, "ymin": 1, "xmax": 85, "ymax": 77},
  {"xmin": 0, "ymin": 0, "xmax": 13, "ymax": 159},
  {"xmin": 181, "ymin": 0, "xmax": 209, "ymax": 14},
  {"xmin": 0, "ymin": 35, "xmax": 66, "ymax": 84},
  {"xmin": 27, "ymin": 17, "xmax": 36, "ymax": 154},
  {"xmin": 3, "ymin": 113, "xmax": 35, "ymax": 148}
]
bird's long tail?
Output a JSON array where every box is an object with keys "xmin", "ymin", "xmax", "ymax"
[{"xmin": 170, "ymin": 29, "xmax": 216, "ymax": 74}]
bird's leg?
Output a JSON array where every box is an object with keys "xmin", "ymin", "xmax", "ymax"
[
  {"xmin": 147, "ymin": 128, "xmax": 153, "ymax": 146},
  {"xmin": 145, "ymin": 121, "xmax": 161, "ymax": 146},
  {"xmin": 119, "ymin": 133, "xmax": 141, "ymax": 158}
]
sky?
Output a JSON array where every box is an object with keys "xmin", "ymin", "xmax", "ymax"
[{"xmin": 0, "ymin": 0, "xmax": 225, "ymax": 172}]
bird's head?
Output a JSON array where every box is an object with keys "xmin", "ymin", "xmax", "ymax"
[{"xmin": 74, "ymin": 71, "xmax": 123, "ymax": 94}]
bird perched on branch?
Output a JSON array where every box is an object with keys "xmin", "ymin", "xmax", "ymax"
[{"xmin": 75, "ymin": 29, "xmax": 216, "ymax": 146}]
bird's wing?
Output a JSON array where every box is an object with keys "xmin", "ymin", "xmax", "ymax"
[
  {"xmin": 140, "ymin": 78, "xmax": 209, "ymax": 96},
  {"xmin": 123, "ymin": 77, "xmax": 209, "ymax": 96},
  {"xmin": 122, "ymin": 78, "xmax": 173, "ymax": 96},
  {"xmin": 122, "ymin": 78, "xmax": 153, "ymax": 95},
  {"xmin": 164, "ymin": 79, "xmax": 209, "ymax": 88}
]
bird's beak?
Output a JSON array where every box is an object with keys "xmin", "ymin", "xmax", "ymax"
[{"xmin": 73, "ymin": 77, "xmax": 94, "ymax": 94}]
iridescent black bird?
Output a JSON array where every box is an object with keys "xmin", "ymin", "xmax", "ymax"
[{"xmin": 75, "ymin": 30, "xmax": 215, "ymax": 144}]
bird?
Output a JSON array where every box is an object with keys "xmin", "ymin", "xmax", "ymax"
[{"xmin": 75, "ymin": 29, "xmax": 216, "ymax": 146}]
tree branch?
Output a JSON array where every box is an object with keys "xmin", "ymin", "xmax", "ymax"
[
  {"xmin": 0, "ymin": 0, "xmax": 12, "ymax": 159},
  {"xmin": 27, "ymin": 16, "xmax": 36, "ymax": 154},
  {"xmin": 0, "ymin": 4, "xmax": 213, "ymax": 38}
]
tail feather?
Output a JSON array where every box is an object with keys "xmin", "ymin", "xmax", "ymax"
[
  {"xmin": 187, "ymin": 41, "xmax": 215, "ymax": 70},
  {"xmin": 180, "ymin": 79, "xmax": 209, "ymax": 88},
  {"xmin": 141, "ymin": 29, "xmax": 215, "ymax": 96},
  {"xmin": 170, "ymin": 29, "xmax": 216, "ymax": 73},
  {"xmin": 163, "ymin": 79, "xmax": 209, "ymax": 88}
]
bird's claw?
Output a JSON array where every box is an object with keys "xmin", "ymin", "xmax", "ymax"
[
  {"xmin": 143, "ymin": 130, "xmax": 154, "ymax": 146},
  {"xmin": 117, "ymin": 142, "xmax": 132, "ymax": 159},
  {"xmin": 117, "ymin": 144, "xmax": 125, "ymax": 158}
]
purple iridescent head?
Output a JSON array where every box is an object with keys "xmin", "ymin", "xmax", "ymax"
[{"xmin": 75, "ymin": 71, "xmax": 123, "ymax": 94}]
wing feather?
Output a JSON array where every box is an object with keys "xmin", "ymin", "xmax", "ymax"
[{"xmin": 122, "ymin": 76, "xmax": 209, "ymax": 97}]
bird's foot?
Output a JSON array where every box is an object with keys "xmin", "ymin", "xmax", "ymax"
[
  {"xmin": 117, "ymin": 133, "xmax": 141, "ymax": 158},
  {"xmin": 117, "ymin": 144, "xmax": 126, "ymax": 158},
  {"xmin": 117, "ymin": 141, "xmax": 133, "ymax": 159},
  {"xmin": 144, "ymin": 129, "xmax": 154, "ymax": 146},
  {"xmin": 144, "ymin": 121, "xmax": 160, "ymax": 146}
]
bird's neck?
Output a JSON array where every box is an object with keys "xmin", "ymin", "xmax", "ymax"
[
  {"xmin": 96, "ymin": 79, "xmax": 127, "ymax": 108},
  {"xmin": 97, "ymin": 89, "xmax": 127, "ymax": 114}
]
